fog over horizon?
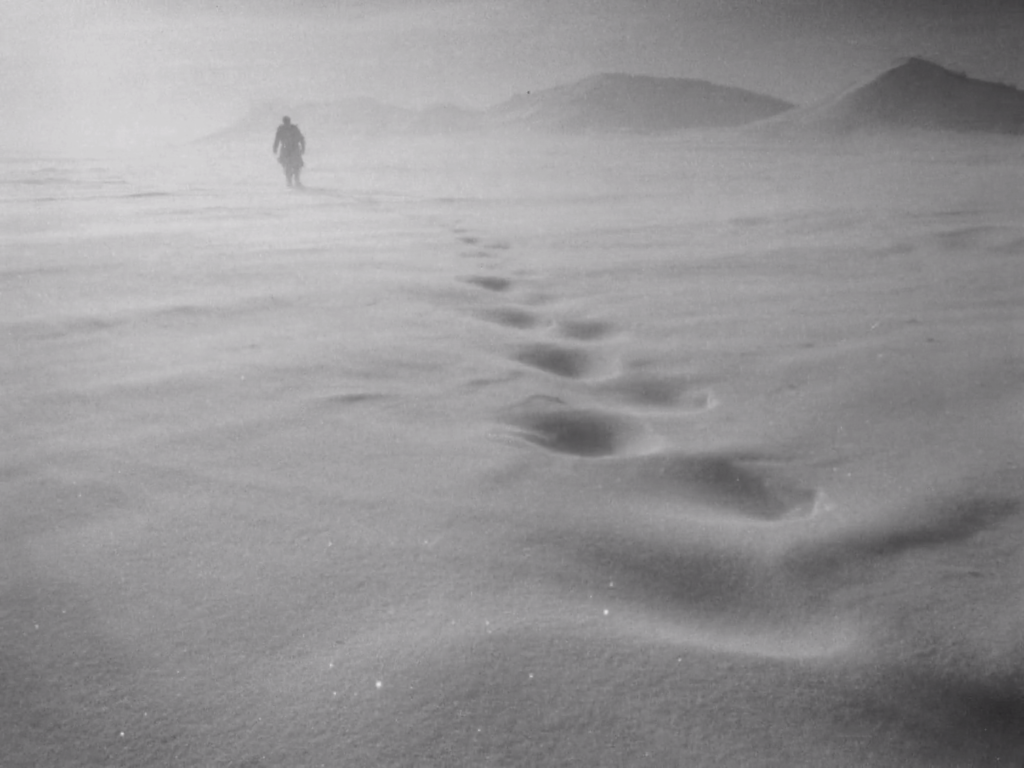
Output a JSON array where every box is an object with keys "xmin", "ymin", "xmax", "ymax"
[{"xmin": 3, "ymin": 0, "xmax": 1023, "ymax": 154}]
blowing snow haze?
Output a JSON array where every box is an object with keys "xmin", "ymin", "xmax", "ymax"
[
  {"xmin": 3, "ymin": 0, "xmax": 1024, "ymax": 154},
  {"xmin": 6, "ymin": 2, "xmax": 1024, "ymax": 767}
]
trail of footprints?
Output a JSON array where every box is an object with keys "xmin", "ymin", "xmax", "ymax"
[
  {"xmin": 442, "ymin": 227, "xmax": 1024, "ymax": 716},
  {"xmin": 450, "ymin": 227, "xmax": 825, "ymax": 523}
]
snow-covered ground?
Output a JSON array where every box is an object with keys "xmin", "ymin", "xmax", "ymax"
[{"xmin": 3, "ymin": 133, "xmax": 1024, "ymax": 766}]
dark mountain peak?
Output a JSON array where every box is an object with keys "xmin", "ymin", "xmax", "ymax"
[{"xmin": 754, "ymin": 57, "xmax": 1024, "ymax": 136}]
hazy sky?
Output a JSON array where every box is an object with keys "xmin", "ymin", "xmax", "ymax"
[{"xmin": 2, "ymin": 0, "xmax": 1022, "ymax": 152}]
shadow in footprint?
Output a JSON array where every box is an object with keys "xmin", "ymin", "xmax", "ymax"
[
  {"xmin": 476, "ymin": 307, "xmax": 544, "ymax": 330},
  {"xmin": 515, "ymin": 343, "xmax": 601, "ymax": 379},
  {"xmin": 570, "ymin": 534, "xmax": 771, "ymax": 617},
  {"xmin": 501, "ymin": 396, "xmax": 648, "ymax": 458},
  {"xmin": 627, "ymin": 452, "xmax": 820, "ymax": 520},
  {"xmin": 461, "ymin": 275, "xmax": 512, "ymax": 292},
  {"xmin": 318, "ymin": 392, "xmax": 390, "ymax": 406},
  {"xmin": 556, "ymin": 319, "xmax": 617, "ymax": 342},
  {"xmin": 785, "ymin": 492, "xmax": 1021, "ymax": 581},
  {"xmin": 521, "ymin": 523, "xmax": 807, "ymax": 632},
  {"xmin": 598, "ymin": 374, "xmax": 716, "ymax": 411}
]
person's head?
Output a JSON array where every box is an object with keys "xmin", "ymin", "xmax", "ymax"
[{"xmin": 282, "ymin": 116, "xmax": 291, "ymax": 125}]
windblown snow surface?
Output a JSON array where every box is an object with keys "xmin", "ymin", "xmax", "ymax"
[{"xmin": 3, "ymin": 132, "xmax": 1024, "ymax": 767}]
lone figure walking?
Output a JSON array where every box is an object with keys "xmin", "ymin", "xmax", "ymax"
[{"xmin": 273, "ymin": 116, "xmax": 306, "ymax": 188}]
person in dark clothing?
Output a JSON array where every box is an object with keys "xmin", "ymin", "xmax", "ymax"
[{"xmin": 273, "ymin": 116, "xmax": 306, "ymax": 187}]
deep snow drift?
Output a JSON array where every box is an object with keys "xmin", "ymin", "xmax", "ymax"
[{"xmin": 3, "ymin": 132, "xmax": 1024, "ymax": 767}]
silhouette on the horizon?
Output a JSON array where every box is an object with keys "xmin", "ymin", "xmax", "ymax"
[{"xmin": 273, "ymin": 116, "xmax": 306, "ymax": 187}]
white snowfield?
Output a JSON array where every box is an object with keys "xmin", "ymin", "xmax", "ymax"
[{"xmin": 3, "ymin": 130, "xmax": 1024, "ymax": 767}]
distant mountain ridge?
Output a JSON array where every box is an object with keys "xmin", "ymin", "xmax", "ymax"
[
  {"xmin": 210, "ymin": 60, "xmax": 1024, "ymax": 142},
  {"xmin": 756, "ymin": 57, "xmax": 1024, "ymax": 136},
  {"xmin": 210, "ymin": 73, "xmax": 794, "ymax": 140},
  {"xmin": 487, "ymin": 73, "xmax": 793, "ymax": 133}
]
